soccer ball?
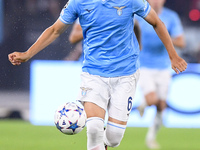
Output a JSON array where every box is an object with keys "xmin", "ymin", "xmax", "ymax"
[{"xmin": 54, "ymin": 102, "xmax": 87, "ymax": 135}]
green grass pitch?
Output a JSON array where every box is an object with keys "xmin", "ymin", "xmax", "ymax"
[{"xmin": 0, "ymin": 120, "xmax": 200, "ymax": 150}]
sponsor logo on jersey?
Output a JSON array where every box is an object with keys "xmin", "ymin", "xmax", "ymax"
[
  {"xmin": 85, "ymin": 9, "xmax": 94, "ymax": 13},
  {"xmin": 113, "ymin": 6, "xmax": 126, "ymax": 16}
]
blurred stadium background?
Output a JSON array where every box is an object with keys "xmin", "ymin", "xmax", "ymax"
[{"xmin": 0, "ymin": 0, "xmax": 200, "ymax": 149}]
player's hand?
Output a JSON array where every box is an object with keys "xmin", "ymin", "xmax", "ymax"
[
  {"xmin": 8, "ymin": 52, "xmax": 31, "ymax": 66},
  {"xmin": 171, "ymin": 55, "xmax": 187, "ymax": 74}
]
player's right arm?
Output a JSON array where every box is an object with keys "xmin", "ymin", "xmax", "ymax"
[{"xmin": 8, "ymin": 19, "xmax": 70, "ymax": 65}]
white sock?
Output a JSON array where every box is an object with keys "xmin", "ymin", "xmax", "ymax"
[
  {"xmin": 86, "ymin": 117, "xmax": 105, "ymax": 150},
  {"xmin": 146, "ymin": 111, "xmax": 162, "ymax": 141},
  {"xmin": 103, "ymin": 121, "xmax": 126, "ymax": 147}
]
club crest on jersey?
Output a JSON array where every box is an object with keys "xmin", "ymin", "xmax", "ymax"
[
  {"xmin": 113, "ymin": 6, "xmax": 126, "ymax": 16},
  {"xmin": 80, "ymin": 87, "xmax": 92, "ymax": 96}
]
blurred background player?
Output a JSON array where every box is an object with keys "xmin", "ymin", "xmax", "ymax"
[{"xmin": 136, "ymin": 0, "xmax": 186, "ymax": 149}]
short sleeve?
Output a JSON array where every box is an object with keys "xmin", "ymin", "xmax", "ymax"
[
  {"xmin": 59, "ymin": 0, "xmax": 78, "ymax": 24},
  {"xmin": 132, "ymin": 0, "xmax": 151, "ymax": 18}
]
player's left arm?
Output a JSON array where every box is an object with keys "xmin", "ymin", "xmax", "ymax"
[{"xmin": 144, "ymin": 8, "xmax": 187, "ymax": 74}]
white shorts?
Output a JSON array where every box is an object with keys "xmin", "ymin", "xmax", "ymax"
[
  {"xmin": 138, "ymin": 68, "xmax": 171, "ymax": 101},
  {"xmin": 77, "ymin": 70, "xmax": 140, "ymax": 122}
]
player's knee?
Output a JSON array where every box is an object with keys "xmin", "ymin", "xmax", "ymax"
[
  {"xmin": 86, "ymin": 117, "xmax": 104, "ymax": 143},
  {"xmin": 157, "ymin": 100, "xmax": 166, "ymax": 111},
  {"xmin": 104, "ymin": 121, "xmax": 126, "ymax": 147},
  {"xmin": 106, "ymin": 132, "xmax": 123, "ymax": 147},
  {"xmin": 146, "ymin": 92, "xmax": 158, "ymax": 106}
]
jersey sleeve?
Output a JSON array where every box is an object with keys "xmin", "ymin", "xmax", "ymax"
[
  {"xmin": 132, "ymin": 0, "xmax": 151, "ymax": 18},
  {"xmin": 59, "ymin": 0, "xmax": 78, "ymax": 24},
  {"xmin": 169, "ymin": 12, "xmax": 184, "ymax": 38}
]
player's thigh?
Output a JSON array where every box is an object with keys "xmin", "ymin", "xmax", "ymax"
[
  {"xmin": 139, "ymin": 68, "xmax": 156, "ymax": 95},
  {"xmin": 84, "ymin": 102, "xmax": 106, "ymax": 119},
  {"xmin": 145, "ymin": 91, "xmax": 159, "ymax": 105},
  {"xmin": 78, "ymin": 72, "xmax": 109, "ymax": 118},
  {"xmin": 156, "ymin": 69, "xmax": 171, "ymax": 101},
  {"xmin": 108, "ymin": 70, "xmax": 140, "ymax": 123}
]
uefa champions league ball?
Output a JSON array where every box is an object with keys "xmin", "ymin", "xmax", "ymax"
[{"xmin": 54, "ymin": 102, "xmax": 87, "ymax": 135}]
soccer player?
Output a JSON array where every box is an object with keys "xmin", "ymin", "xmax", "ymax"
[
  {"xmin": 136, "ymin": 0, "xmax": 186, "ymax": 149},
  {"xmin": 8, "ymin": 0, "xmax": 187, "ymax": 149}
]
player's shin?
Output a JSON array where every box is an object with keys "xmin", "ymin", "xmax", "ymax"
[
  {"xmin": 86, "ymin": 117, "xmax": 105, "ymax": 150},
  {"xmin": 146, "ymin": 111, "xmax": 162, "ymax": 140},
  {"xmin": 146, "ymin": 111, "xmax": 162, "ymax": 149}
]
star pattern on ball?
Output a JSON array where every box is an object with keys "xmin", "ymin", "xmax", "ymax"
[
  {"xmin": 56, "ymin": 122, "xmax": 62, "ymax": 131},
  {"xmin": 76, "ymin": 106, "xmax": 84, "ymax": 116},
  {"xmin": 67, "ymin": 121, "xmax": 80, "ymax": 132},
  {"xmin": 58, "ymin": 107, "xmax": 70, "ymax": 117}
]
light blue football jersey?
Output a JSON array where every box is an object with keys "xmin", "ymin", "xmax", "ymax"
[
  {"xmin": 136, "ymin": 8, "xmax": 184, "ymax": 69},
  {"xmin": 59, "ymin": 0, "xmax": 151, "ymax": 77}
]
